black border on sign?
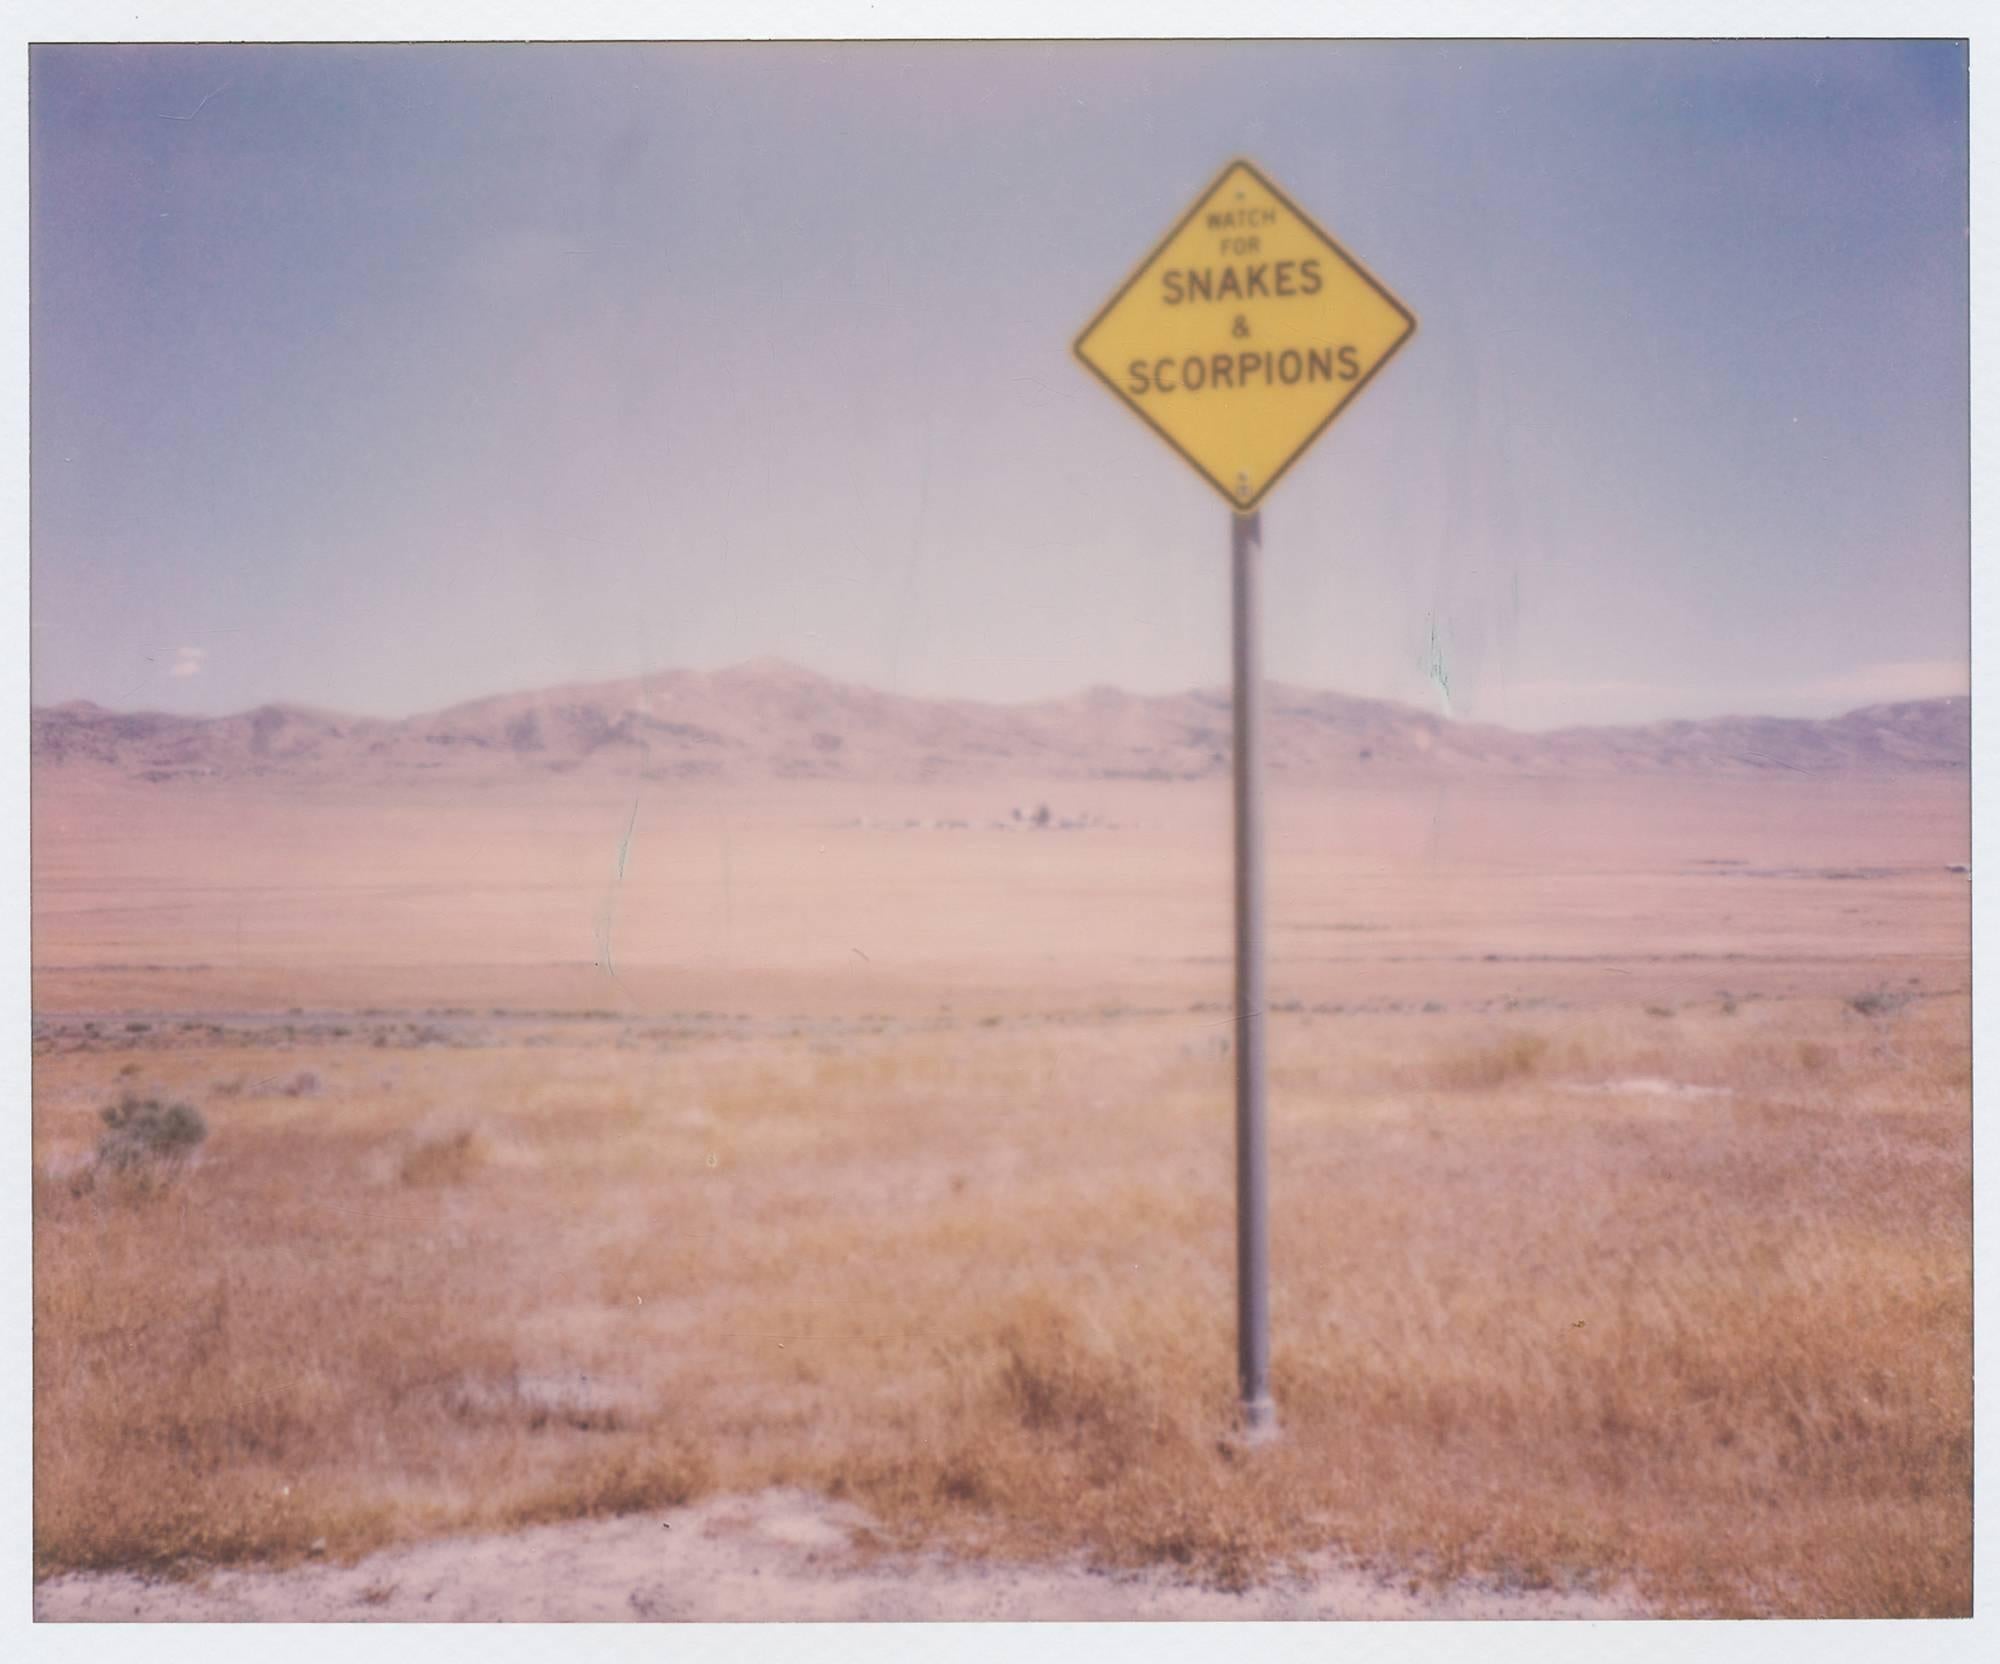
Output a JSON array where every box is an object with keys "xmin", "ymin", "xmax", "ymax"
[{"xmin": 1072, "ymin": 156, "xmax": 1419, "ymax": 514}]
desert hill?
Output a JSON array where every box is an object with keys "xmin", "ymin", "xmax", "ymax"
[{"xmin": 30, "ymin": 660, "xmax": 1969, "ymax": 787}]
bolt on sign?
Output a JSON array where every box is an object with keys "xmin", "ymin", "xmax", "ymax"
[{"xmin": 1073, "ymin": 159, "xmax": 1416, "ymax": 511}]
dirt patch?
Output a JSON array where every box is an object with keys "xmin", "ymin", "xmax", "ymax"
[{"xmin": 33, "ymin": 1488, "xmax": 1648, "ymax": 1622}]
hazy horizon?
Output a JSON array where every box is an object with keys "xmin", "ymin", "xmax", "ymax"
[
  {"xmin": 30, "ymin": 645, "xmax": 1971, "ymax": 737},
  {"xmin": 31, "ymin": 41, "xmax": 1969, "ymax": 730}
]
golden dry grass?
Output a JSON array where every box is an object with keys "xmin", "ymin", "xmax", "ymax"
[{"xmin": 33, "ymin": 989, "xmax": 1969, "ymax": 1615}]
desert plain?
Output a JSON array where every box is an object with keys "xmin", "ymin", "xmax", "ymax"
[{"xmin": 29, "ymin": 673, "xmax": 1972, "ymax": 1619}]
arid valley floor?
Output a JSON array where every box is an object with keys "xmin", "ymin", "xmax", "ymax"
[{"xmin": 30, "ymin": 718, "xmax": 1972, "ymax": 1618}]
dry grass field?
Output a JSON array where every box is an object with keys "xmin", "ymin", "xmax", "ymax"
[{"xmin": 30, "ymin": 769, "xmax": 1971, "ymax": 1617}]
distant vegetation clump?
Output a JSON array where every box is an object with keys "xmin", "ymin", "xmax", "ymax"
[
  {"xmin": 95, "ymin": 1094, "xmax": 207, "ymax": 1176},
  {"xmin": 1848, "ymin": 988, "xmax": 1912, "ymax": 1018}
]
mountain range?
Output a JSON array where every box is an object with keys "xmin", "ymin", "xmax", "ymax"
[{"xmin": 30, "ymin": 660, "xmax": 1969, "ymax": 787}]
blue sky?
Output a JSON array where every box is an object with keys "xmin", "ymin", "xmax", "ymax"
[{"xmin": 30, "ymin": 40, "xmax": 1968, "ymax": 727}]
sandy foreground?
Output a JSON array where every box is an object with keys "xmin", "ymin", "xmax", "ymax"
[{"xmin": 33, "ymin": 1488, "xmax": 1643, "ymax": 1622}]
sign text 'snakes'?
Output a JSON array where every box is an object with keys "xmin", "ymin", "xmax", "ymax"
[{"xmin": 1074, "ymin": 159, "xmax": 1416, "ymax": 511}]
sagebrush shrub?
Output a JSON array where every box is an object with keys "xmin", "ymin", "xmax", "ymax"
[{"xmin": 96, "ymin": 1096, "xmax": 207, "ymax": 1173}]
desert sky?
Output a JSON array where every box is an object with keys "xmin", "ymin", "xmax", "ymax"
[{"xmin": 29, "ymin": 38, "xmax": 1968, "ymax": 730}]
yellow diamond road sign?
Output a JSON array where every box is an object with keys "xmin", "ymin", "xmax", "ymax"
[{"xmin": 1074, "ymin": 159, "xmax": 1416, "ymax": 512}]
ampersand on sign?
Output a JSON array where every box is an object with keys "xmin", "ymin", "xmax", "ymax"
[{"xmin": 1231, "ymin": 314, "xmax": 1250, "ymax": 338}]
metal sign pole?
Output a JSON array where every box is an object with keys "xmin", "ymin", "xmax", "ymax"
[{"xmin": 1231, "ymin": 505, "xmax": 1277, "ymax": 1440}]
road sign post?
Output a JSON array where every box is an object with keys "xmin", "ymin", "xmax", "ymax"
[
  {"xmin": 1231, "ymin": 506, "xmax": 1276, "ymax": 1439},
  {"xmin": 1074, "ymin": 159, "xmax": 1415, "ymax": 1437}
]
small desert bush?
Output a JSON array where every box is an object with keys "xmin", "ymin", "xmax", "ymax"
[
  {"xmin": 497, "ymin": 1439, "xmax": 713, "ymax": 1531},
  {"xmin": 95, "ymin": 1095, "xmax": 207, "ymax": 1176},
  {"xmin": 1848, "ymin": 989, "xmax": 1911, "ymax": 1018},
  {"xmin": 1426, "ymin": 1030, "xmax": 1550, "ymax": 1090},
  {"xmin": 993, "ymin": 1297, "xmax": 1133, "ymax": 1439},
  {"xmin": 399, "ymin": 1126, "xmax": 485, "ymax": 1187}
]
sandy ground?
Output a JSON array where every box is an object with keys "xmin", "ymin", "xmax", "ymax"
[
  {"xmin": 30, "ymin": 772, "xmax": 1970, "ymax": 1021},
  {"xmin": 33, "ymin": 1488, "xmax": 1644, "ymax": 1621}
]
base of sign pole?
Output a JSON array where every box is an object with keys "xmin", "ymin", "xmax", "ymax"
[{"xmin": 1235, "ymin": 1395, "xmax": 1281, "ymax": 1446}]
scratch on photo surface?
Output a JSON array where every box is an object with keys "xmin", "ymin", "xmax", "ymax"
[
  {"xmin": 157, "ymin": 85, "xmax": 228, "ymax": 122},
  {"xmin": 617, "ymin": 800, "xmax": 640, "ymax": 880},
  {"xmin": 595, "ymin": 800, "xmax": 640, "ymax": 979},
  {"xmin": 1422, "ymin": 611, "xmax": 1453, "ymax": 714}
]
